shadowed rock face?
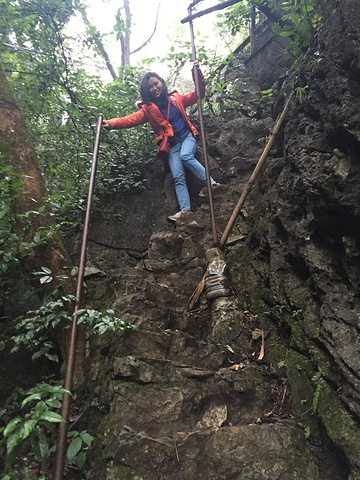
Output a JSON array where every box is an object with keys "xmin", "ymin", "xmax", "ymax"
[{"xmin": 77, "ymin": 1, "xmax": 360, "ymax": 479}]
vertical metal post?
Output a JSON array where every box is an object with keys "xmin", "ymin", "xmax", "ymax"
[
  {"xmin": 53, "ymin": 113, "xmax": 103, "ymax": 480},
  {"xmin": 188, "ymin": 5, "xmax": 218, "ymax": 246}
]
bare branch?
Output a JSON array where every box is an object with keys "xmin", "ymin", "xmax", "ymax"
[{"xmin": 131, "ymin": 2, "xmax": 161, "ymax": 55}]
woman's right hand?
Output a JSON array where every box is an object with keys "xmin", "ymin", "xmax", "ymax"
[{"xmin": 102, "ymin": 120, "xmax": 110, "ymax": 130}]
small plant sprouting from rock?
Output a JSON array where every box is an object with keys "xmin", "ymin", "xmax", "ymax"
[
  {"xmin": 293, "ymin": 84, "xmax": 309, "ymax": 103},
  {"xmin": 2, "ymin": 266, "xmax": 136, "ymax": 476},
  {"xmin": 11, "ymin": 267, "xmax": 137, "ymax": 362},
  {"xmin": 261, "ymin": 88, "xmax": 273, "ymax": 102},
  {"xmin": 66, "ymin": 429, "xmax": 95, "ymax": 470},
  {"xmin": 1, "ymin": 383, "xmax": 68, "ymax": 471},
  {"xmin": 291, "ymin": 309, "xmax": 303, "ymax": 318},
  {"xmin": 0, "ymin": 383, "xmax": 95, "ymax": 475},
  {"xmin": 298, "ymin": 421, "xmax": 311, "ymax": 440},
  {"xmin": 311, "ymin": 372, "xmax": 323, "ymax": 414}
]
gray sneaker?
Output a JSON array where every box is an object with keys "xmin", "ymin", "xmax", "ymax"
[
  {"xmin": 204, "ymin": 273, "xmax": 230, "ymax": 299},
  {"xmin": 199, "ymin": 182, "xmax": 222, "ymax": 198},
  {"xmin": 167, "ymin": 210, "xmax": 190, "ymax": 222}
]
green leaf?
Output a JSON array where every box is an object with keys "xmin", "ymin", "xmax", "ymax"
[
  {"xmin": 67, "ymin": 436, "xmax": 82, "ymax": 462},
  {"xmin": 5, "ymin": 442, "xmax": 21, "ymax": 470},
  {"xmin": 21, "ymin": 393, "xmax": 42, "ymax": 408},
  {"xmin": 80, "ymin": 430, "xmax": 95, "ymax": 447},
  {"xmin": 6, "ymin": 425, "xmax": 24, "ymax": 454},
  {"xmin": 21, "ymin": 419, "xmax": 37, "ymax": 439},
  {"xmin": 45, "ymin": 397, "xmax": 62, "ymax": 408},
  {"xmin": 32, "ymin": 426, "xmax": 49, "ymax": 460},
  {"xmin": 76, "ymin": 450, "xmax": 87, "ymax": 470},
  {"xmin": 279, "ymin": 30, "xmax": 294, "ymax": 37},
  {"xmin": 39, "ymin": 411, "xmax": 64, "ymax": 423},
  {"xmin": 40, "ymin": 275, "xmax": 53, "ymax": 284},
  {"xmin": 3, "ymin": 417, "xmax": 22, "ymax": 437},
  {"xmin": 34, "ymin": 401, "xmax": 46, "ymax": 418},
  {"xmin": 2, "ymin": 472, "xmax": 16, "ymax": 480}
]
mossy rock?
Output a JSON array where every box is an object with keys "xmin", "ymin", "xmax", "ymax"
[
  {"xmin": 286, "ymin": 350, "xmax": 321, "ymax": 443},
  {"xmin": 318, "ymin": 382, "xmax": 360, "ymax": 469},
  {"xmin": 106, "ymin": 462, "xmax": 143, "ymax": 480}
]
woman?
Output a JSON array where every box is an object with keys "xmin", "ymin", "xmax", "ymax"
[{"xmin": 102, "ymin": 61, "xmax": 218, "ymax": 222}]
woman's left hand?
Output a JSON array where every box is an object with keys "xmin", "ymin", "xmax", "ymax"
[{"xmin": 193, "ymin": 59, "xmax": 200, "ymax": 68}]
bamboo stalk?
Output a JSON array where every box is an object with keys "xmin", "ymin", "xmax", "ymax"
[
  {"xmin": 188, "ymin": 94, "xmax": 293, "ymax": 309},
  {"xmin": 188, "ymin": 273, "xmax": 206, "ymax": 310},
  {"xmin": 220, "ymin": 93, "xmax": 293, "ymax": 247}
]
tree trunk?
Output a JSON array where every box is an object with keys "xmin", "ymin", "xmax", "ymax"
[
  {"xmin": 117, "ymin": 0, "xmax": 131, "ymax": 67},
  {"xmin": 0, "ymin": 63, "xmax": 86, "ymax": 386}
]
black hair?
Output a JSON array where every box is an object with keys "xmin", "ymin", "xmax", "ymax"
[{"xmin": 139, "ymin": 72, "xmax": 169, "ymax": 104}]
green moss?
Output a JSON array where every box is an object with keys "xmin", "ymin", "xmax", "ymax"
[
  {"xmin": 286, "ymin": 350, "xmax": 321, "ymax": 443},
  {"xmin": 113, "ymin": 380, "xmax": 147, "ymax": 393},
  {"xmin": 106, "ymin": 462, "xmax": 139, "ymax": 480},
  {"xmin": 307, "ymin": 343, "xmax": 333, "ymax": 379},
  {"xmin": 251, "ymin": 288, "xmax": 272, "ymax": 314},
  {"xmin": 93, "ymin": 353, "xmax": 103, "ymax": 364},
  {"xmin": 289, "ymin": 322, "xmax": 308, "ymax": 351},
  {"xmin": 349, "ymin": 471, "xmax": 360, "ymax": 480},
  {"xmin": 286, "ymin": 287, "xmax": 308, "ymax": 311},
  {"xmin": 242, "ymin": 366, "xmax": 266, "ymax": 400},
  {"xmin": 209, "ymin": 311, "xmax": 245, "ymax": 344},
  {"xmin": 101, "ymin": 414, "xmax": 116, "ymax": 436},
  {"xmin": 318, "ymin": 382, "xmax": 360, "ymax": 466},
  {"xmin": 303, "ymin": 319, "xmax": 320, "ymax": 340},
  {"xmin": 0, "ymin": 64, "xmax": 17, "ymax": 104}
]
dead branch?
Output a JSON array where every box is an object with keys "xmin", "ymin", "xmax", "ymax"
[{"xmin": 131, "ymin": 2, "xmax": 161, "ymax": 55}]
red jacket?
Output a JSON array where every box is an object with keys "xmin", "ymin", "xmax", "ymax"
[{"xmin": 107, "ymin": 69, "xmax": 205, "ymax": 144}]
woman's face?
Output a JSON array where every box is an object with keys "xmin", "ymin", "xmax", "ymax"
[{"xmin": 148, "ymin": 76, "xmax": 163, "ymax": 99}]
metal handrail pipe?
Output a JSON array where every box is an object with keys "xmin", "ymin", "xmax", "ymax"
[
  {"xmin": 182, "ymin": 0, "xmax": 243, "ymax": 24},
  {"xmin": 188, "ymin": 5, "xmax": 218, "ymax": 246},
  {"xmin": 53, "ymin": 114, "xmax": 103, "ymax": 480}
]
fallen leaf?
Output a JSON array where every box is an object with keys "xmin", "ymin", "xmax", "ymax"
[
  {"xmin": 258, "ymin": 330, "xmax": 265, "ymax": 361},
  {"xmin": 226, "ymin": 344, "xmax": 235, "ymax": 354},
  {"xmin": 252, "ymin": 328, "xmax": 263, "ymax": 340}
]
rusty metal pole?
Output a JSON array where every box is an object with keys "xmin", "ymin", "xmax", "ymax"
[
  {"xmin": 53, "ymin": 113, "xmax": 103, "ymax": 480},
  {"xmin": 187, "ymin": 4, "xmax": 218, "ymax": 246},
  {"xmin": 182, "ymin": 0, "xmax": 244, "ymax": 23}
]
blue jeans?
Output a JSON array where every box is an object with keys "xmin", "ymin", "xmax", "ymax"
[{"xmin": 168, "ymin": 135, "xmax": 213, "ymax": 211}]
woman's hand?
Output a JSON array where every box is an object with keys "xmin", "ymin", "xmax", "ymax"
[
  {"xmin": 193, "ymin": 59, "xmax": 200, "ymax": 68},
  {"xmin": 102, "ymin": 120, "xmax": 110, "ymax": 130}
]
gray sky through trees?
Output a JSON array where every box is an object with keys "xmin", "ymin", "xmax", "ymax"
[{"xmin": 68, "ymin": 0, "xmax": 242, "ymax": 81}]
